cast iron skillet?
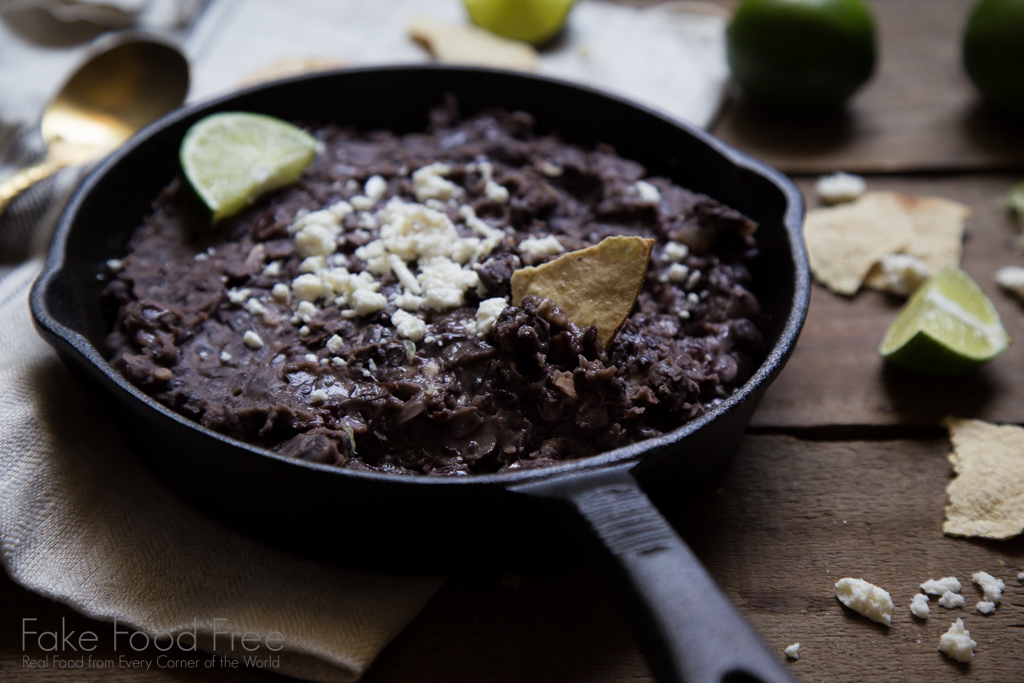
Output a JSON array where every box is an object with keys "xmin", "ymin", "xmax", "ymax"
[{"xmin": 31, "ymin": 66, "xmax": 809, "ymax": 683}]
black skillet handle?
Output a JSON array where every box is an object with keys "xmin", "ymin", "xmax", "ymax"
[{"xmin": 514, "ymin": 464, "xmax": 795, "ymax": 683}]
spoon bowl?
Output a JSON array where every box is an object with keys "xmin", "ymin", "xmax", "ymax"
[{"xmin": 0, "ymin": 34, "xmax": 189, "ymax": 213}]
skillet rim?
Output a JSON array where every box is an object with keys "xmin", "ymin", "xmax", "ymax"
[{"xmin": 30, "ymin": 63, "xmax": 810, "ymax": 490}]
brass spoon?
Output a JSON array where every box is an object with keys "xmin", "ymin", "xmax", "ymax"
[{"xmin": 0, "ymin": 35, "xmax": 189, "ymax": 214}]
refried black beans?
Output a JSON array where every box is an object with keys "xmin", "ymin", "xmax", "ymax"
[{"xmin": 104, "ymin": 104, "xmax": 764, "ymax": 475}]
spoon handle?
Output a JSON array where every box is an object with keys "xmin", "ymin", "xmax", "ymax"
[{"xmin": 0, "ymin": 157, "xmax": 70, "ymax": 215}]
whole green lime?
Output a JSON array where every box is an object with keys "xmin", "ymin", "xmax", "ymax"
[
  {"xmin": 963, "ymin": 0, "xmax": 1024, "ymax": 117},
  {"xmin": 726, "ymin": 0, "xmax": 877, "ymax": 113}
]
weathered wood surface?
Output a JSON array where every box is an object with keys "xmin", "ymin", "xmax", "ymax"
[
  {"xmin": 752, "ymin": 173, "xmax": 1024, "ymax": 431},
  {"xmin": 712, "ymin": 0, "xmax": 1024, "ymax": 174},
  {"xmin": 5, "ymin": 435, "xmax": 1023, "ymax": 682}
]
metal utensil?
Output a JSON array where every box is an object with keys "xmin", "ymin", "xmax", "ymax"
[{"xmin": 0, "ymin": 33, "xmax": 188, "ymax": 214}]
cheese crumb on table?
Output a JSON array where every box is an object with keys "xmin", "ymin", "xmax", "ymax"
[
  {"xmin": 835, "ymin": 578, "xmax": 894, "ymax": 626},
  {"xmin": 815, "ymin": 171, "xmax": 867, "ymax": 205},
  {"xmin": 875, "ymin": 252, "xmax": 930, "ymax": 296},
  {"xmin": 939, "ymin": 618, "xmax": 977, "ymax": 663},
  {"xmin": 921, "ymin": 577, "xmax": 962, "ymax": 595},
  {"xmin": 784, "ymin": 643, "xmax": 800, "ymax": 660},
  {"xmin": 972, "ymin": 571, "xmax": 1005, "ymax": 604},
  {"xmin": 976, "ymin": 601, "xmax": 996, "ymax": 614},
  {"xmin": 996, "ymin": 265, "xmax": 1024, "ymax": 302},
  {"xmin": 938, "ymin": 590, "xmax": 966, "ymax": 609},
  {"xmin": 910, "ymin": 593, "xmax": 930, "ymax": 619}
]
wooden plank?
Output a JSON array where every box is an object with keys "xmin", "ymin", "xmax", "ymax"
[
  {"xmin": 751, "ymin": 173, "xmax": 1024, "ymax": 430},
  {"xmin": 5, "ymin": 435, "xmax": 1022, "ymax": 682},
  {"xmin": 711, "ymin": 0, "xmax": 1024, "ymax": 174}
]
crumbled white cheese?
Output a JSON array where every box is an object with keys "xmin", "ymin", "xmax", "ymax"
[
  {"xmin": 106, "ymin": 258, "xmax": 124, "ymax": 273},
  {"xmin": 263, "ymin": 260, "xmax": 282, "ymax": 277},
  {"xmin": 293, "ymin": 301, "xmax": 319, "ymax": 324},
  {"xmin": 349, "ymin": 287, "xmax": 388, "ymax": 316},
  {"xmin": 1018, "ymin": 571, "xmax": 1024, "ymax": 582},
  {"xmin": 298, "ymin": 325, "xmax": 311, "ymax": 337},
  {"xmin": 331, "ymin": 357, "xmax": 346, "ymax": 368},
  {"xmin": 972, "ymin": 571, "xmax": 1005, "ymax": 604},
  {"xmin": 364, "ymin": 174, "xmax": 387, "ymax": 203},
  {"xmin": 938, "ymin": 590, "xmax": 966, "ymax": 609},
  {"xmin": 634, "ymin": 180, "xmax": 661, "ymax": 204},
  {"xmin": 412, "ymin": 162, "xmax": 463, "ymax": 202},
  {"xmin": 304, "ymin": 353, "xmax": 317, "ymax": 363},
  {"xmin": 668, "ymin": 263, "xmax": 690, "ymax": 283},
  {"xmin": 474, "ymin": 297, "xmax": 508, "ymax": 337},
  {"xmin": 815, "ymin": 171, "xmax": 867, "ymax": 205},
  {"xmin": 875, "ymin": 252, "xmax": 930, "ymax": 296},
  {"xmin": 227, "ymin": 288, "xmax": 251, "ymax": 305},
  {"xmin": 995, "ymin": 265, "xmax": 1024, "ymax": 303},
  {"xmin": 835, "ymin": 578, "xmax": 894, "ymax": 626},
  {"xmin": 309, "ymin": 389, "xmax": 329, "ymax": 405},
  {"xmin": 938, "ymin": 618, "xmax": 976, "ymax": 662},
  {"xmin": 271, "ymin": 283, "xmax": 290, "ymax": 301},
  {"xmin": 358, "ymin": 212, "xmax": 377, "ymax": 229},
  {"xmin": 391, "ymin": 309, "xmax": 427, "ymax": 342},
  {"xmin": 292, "ymin": 273, "xmax": 326, "ymax": 302},
  {"xmin": 518, "ymin": 235, "xmax": 564, "ymax": 257},
  {"xmin": 784, "ymin": 643, "xmax": 800, "ymax": 660},
  {"xmin": 663, "ymin": 241, "xmax": 689, "ymax": 262},
  {"xmin": 220, "ymin": 351, "xmax": 232, "ymax": 362},
  {"xmin": 976, "ymin": 601, "xmax": 996, "ymax": 614},
  {"xmin": 242, "ymin": 330, "xmax": 264, "ymax": 349},
  {"xmin": 537, "ymin": 160, "xmax": 563, "ymax": 177},
  {"xmin": 321, "ymin": 334, "xmax": 342, "ymax": 355},
  {"xmin": 294, "ymin": 222, "xmax": 339, "ymax": 258},
  {"xmin": 350, "ymin": 195, "xmax": 374, "ymax": 211},
  {"xmin": 685, "ymin": 269, "xmax": 702, "ymax": 291},
  {"xmin": 245, "ymin": 298, "xmax": 268, "ymax": 316},
  {"xmin": 418, "ymin": 257, "xmax": 480, "ymax": 311},
  {"xmin": 298, "ymin": 255, "xmax": 327, "ymax": 274},
  {"xmin": 921, "ymin": 577, "xmax": 962, "ymax": 596},
  {"xmin": 910, "ymin": 593, "xmax": 930, "ymax": 619},
  {"xmin": 485, "ymin": 179, "xmax": 510, "ymax": 204}
]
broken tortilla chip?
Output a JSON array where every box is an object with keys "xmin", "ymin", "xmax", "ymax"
[
  {"xmin": 510, "ymin": 235, "xmax": 654, "ymax": 348},
  {"xmin": 408, "ymin": 16, "xmax": 538, "ymax": 71},
  {"xmin": 942, "ymin": 416, "xmax": 1024, "ymax": 540},
  {"xmin": 863, "ymin": 194, "xmax": 970, "ymax": 292},
  {"xmin": 804, "ymin": 192, "xmax": 916, "ymax": 295}
]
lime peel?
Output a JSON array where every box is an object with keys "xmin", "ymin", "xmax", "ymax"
[
  {"xmin": 180, "ymin": 112, "xmax": 319, "ymax": 223},
  {"xmin": 880, "ymin": 266, "xmax": 1011, "ymax": 376}
]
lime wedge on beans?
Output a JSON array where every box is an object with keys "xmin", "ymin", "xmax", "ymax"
[
  {"xmin": 180, "ymin": 112, "xmax": 318, "ymax": 222},
  {"xmin": 879, "ymin": 266, "xmax": 1011, "ymax": 376}
]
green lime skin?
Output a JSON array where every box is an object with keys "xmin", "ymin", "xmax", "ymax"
[
  {"xmin": 963, "ymin": 0, "xmax": 1024, "ymax": 117},
  {"xmin": 726, "ymin": 0, "xmax": 877, "ymax": 114}
]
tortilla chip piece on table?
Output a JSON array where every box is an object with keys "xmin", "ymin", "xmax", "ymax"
[
  {"xmin": 511, "ymin": 235, "xmax": 654, "ymax": 348},
  {"xmin": 863, "ymin": 194, "xmax": 970, "ymax": 292},
  {"xmin": 942, "ymin": 417, "xmax": 1024, "ymax": 540},
  {"xmin": 804, "ymin": 193, "xmax": 916, "ymax": 295},
  {"xmin": 803, "ymin": 191, "xmax": 970, "ymax": 296},
  {"xmin": 408, "ymin": 16, "xmax": 539, "ymax": 71}
]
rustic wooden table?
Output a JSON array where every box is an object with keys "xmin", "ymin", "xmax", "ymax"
[{"xmin": 4, "ymin": 1, "xmax": 1024, "ymax": 682}]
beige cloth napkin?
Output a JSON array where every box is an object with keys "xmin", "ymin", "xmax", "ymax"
[{"xmin": 0, "ymin": 260, "xmax": 445, "ymax": 682}]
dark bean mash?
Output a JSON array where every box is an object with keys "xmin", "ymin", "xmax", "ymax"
[{"xmin": 104, "ymin": 104, "xmax": 764, "ymax": 475}]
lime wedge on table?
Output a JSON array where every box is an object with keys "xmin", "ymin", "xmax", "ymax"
[
  {"xmin": 180, "ymin": 112, "xmax": 318, "ymax": 223},
  {"xmin": 879, "ymin": 266, "xmax": 1011, "ymax": 376},
  {"xmin": 464, "ymin": 0, "xmax": 576, "ymax": 46}
]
